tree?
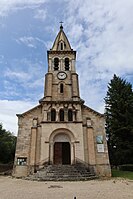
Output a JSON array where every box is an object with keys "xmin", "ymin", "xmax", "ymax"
[
  {"xmin": 0, "ymin": 123, "xmax": 16, "ymax": 164},
  {"xmin": 105, "ymin": 74, "xmax": 133, "ymax": 165}
]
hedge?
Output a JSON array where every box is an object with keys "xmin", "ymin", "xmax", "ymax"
[{"xmin": 119, "ymin": 164, "xmax": 133, "ymax": 172}]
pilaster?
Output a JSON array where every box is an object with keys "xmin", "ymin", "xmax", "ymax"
[
  {"xmin": 30, "ymin": 127, "xmax": 37, "ymax": 166},
  {"xmin": 87, "ymin": 127, "xmax": 96, "ymax": 165}
]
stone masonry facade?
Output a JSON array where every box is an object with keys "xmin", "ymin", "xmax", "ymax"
[{"xmin": 13, "ymin": 25, "xmax": 111, "ymax": 178}]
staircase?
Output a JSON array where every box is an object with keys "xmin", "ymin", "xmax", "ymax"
[{"xmin": 26, "ymin": 164, "xmax": 97, "ymax": 181}]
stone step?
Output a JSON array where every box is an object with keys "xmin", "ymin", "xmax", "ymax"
[
  {"xmin": 26, "ymin": 164, "xmax": 97, "ymax": 181},
  {"xmin": 27, "ymin": 175, "xmax": 97, "ymax": 181}
]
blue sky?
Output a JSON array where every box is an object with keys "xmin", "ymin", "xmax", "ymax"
[{"xmin": 0, "ymin": 0, "xmax": 133, "ymax": 134}]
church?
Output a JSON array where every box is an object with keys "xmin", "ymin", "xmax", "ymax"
[{"xmin": 13, "ymin": 25, "xmax": 111, "ymax": 178}]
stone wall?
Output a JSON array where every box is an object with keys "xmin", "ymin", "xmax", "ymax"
[{"xmin": 82, "ymin": 105, "xmax": 111, "ymax": 177}]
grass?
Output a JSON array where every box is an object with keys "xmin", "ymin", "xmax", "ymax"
[{"xmin": 112, "ymin": 169, "xmax": 133, "ymax": 180}]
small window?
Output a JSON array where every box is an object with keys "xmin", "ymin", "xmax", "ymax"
[
  {"xmin": 65, "ymin": 58, "xmax": 69, "ymax": 71},
  {"xmin": 68, "ymin": 109, "xmax": 73, "ymax": 121},
  {"xmin": 61, "ymin": 42, "xmax": 63, "ymax": 50},
  {"xmin": 60, "ymin": 83, "xmax": 64, "ymax": 93},
  {"xmin": 54, "ymin": 57, "xmax": 59, "ymax": 70},
  {"xmin": 60, "ymin": 109, "xmax": 64, "ymax": 121},
  {"xmin": 17, "ymin": 158, "xmax": 27, "ymax": 166},
  {"xmin": 51, "ymin": 109, "xmax": 56, "ymax": 121}
]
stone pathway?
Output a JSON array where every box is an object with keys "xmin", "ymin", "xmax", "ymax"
[{"xmin": 0, "ymin": 176, "xmax": 133, "ymax": 199}]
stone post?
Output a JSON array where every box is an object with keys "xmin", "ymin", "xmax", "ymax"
[
  {"xmin": 44, "ymin": 73, "xmax": 53, "ymax": 99},
  {"xmin": 49, "ymin": 142, "xmax": 54, "ymax": 164},
  {"xmin": 72, "ymin": 73, "xmax": 80, "ymax": 97},
  {"xmin": 64, "ymin": 108, "xmax": 68, "ymax": 121},
  {"xmin": 35, "ymin": 125, "xmax": 41, "ymax": 166},
  {"xmin": 30, "ymin": 127, "xmax": 37, "ymax": 172},
  {"xmin": 71, "ymin": 142, "xmax": 75, "ymax": 164}
]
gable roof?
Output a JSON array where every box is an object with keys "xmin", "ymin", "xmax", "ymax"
[
  {"xmin": 16, "ymin": 104, "xmax": 41, "ymax": 117},
  {"xmin": 82, "ymin": 104, "xmax": 104, "ymax": 117}
]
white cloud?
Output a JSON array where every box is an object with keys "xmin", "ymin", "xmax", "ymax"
[
  {"xmin": 36, "ymin": 37, "xmax": 45, "ymax": 45},
  {"xmin": 0, "ymin": 0, "xmax": 48, "ymax": 16},
  {"xmin": 4, "ymin": 58, "xmax": 44, "ymax": 81},
  {"xmin": 2, "ymin": 58, "xmax": 45, "ymax": 101},
  {"xmin": 16, "ymin": 36, "xmax": 46, "ymax": 49},
  {"xmin": 34, "ymin": 9, "xmax": 47, "ymax": 21},
  {"xmin": 0, "ymin": 55, "xmax": 4, "ymax": 63},
  {"xmin": 27, "ymin": 78, "xmax": 44, "ymax": 88},
  {"xmin": 68, "ymin": 24, "xmax": 83, "ymax": 43},
  {"xmin": 4, "ymin": 68, "xmax": 30, "ymax": 80},
  {"xmin": 16, "ymin": 36, "xmax": 37, "ymax": 48},
  {"xmin": 0, "ymin": 100, "xmax": 37, "ymax": 135},
  {"xmin": 64, "ymin": 0, "xmax": 133, "ymax": 111}
]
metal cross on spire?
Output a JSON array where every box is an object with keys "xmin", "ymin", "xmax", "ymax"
[{"xmin": 60, "ymin": 21, "xmax": 63, "ymax": 29}]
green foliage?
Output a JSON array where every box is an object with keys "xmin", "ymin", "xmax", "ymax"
[
  {"xmin": 112, "ymin": 169, "xmax": 133, "ymax": 180},
  {"xmin": 105, "ymin": 74, "xmax": 133, "ymax": 165},
  {"xmin": 119, "ymin": 164, "xmax": 133, "ymax": 172},
  {"xmin": 0, "ymin": 123, "xmax": 16, "ymax": 164}
]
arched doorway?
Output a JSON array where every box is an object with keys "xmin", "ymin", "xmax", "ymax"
[{"xmin": 53, "ymin": 134, "xmax": 71, "ymax": 165}]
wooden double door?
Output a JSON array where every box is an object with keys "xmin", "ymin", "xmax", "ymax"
[{"xmin": 54, "ymin": 142, "xmax": 71, "ymax": 165}]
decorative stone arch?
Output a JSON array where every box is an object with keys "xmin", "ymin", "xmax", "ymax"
[
  {"xmin": 63, "ymin": 55, "xmax": 71, "ymax": 61},
  {"xmin": 49, "ymin": 128, "xmax": 75, "ymax": 142},
  {"xmin": 49, "ymin": 128, "xmax": 76, "ymax": 164}
]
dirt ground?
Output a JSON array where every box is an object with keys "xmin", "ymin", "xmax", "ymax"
[{"xmin": 0, "ymin": 176, "xmax": 133, "ymax": 199}]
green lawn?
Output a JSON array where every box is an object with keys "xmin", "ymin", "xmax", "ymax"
[{"xmin": 112, "ymin": 169, "xmax": 133, "ymax": 180}]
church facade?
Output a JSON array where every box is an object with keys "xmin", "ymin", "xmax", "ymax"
[{"xmin": 13, "ymin": 25, "xmax": 111, "ymax": 178}]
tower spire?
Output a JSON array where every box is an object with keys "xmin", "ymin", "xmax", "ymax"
[{"xmin": 51, "ymin": 23, "xmax": 72, "ymax": 51}]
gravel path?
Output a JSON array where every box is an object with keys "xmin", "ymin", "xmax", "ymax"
[{"xmin": 0, "ymin": 176, "xmax": 133, "ymax": 199}]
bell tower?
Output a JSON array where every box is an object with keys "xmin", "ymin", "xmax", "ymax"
[{"xmin": 43, "ymin": 24, "xmax": 81, "ymax": 102}]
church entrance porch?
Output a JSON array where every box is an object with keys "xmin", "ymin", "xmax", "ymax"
[
  {"xmin": 49, "ymin": 129, "xmax": 76, "ymax": 165},
  {"xmin": 54, "ymin": 142, "xmax": 71, "ymax": 165}
]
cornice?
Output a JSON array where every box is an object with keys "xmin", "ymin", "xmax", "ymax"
[{"xmin": 47, "ymin": 50, "xmax": 76, "ymax": 55}]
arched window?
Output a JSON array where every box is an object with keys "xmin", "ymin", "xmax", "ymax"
[
  {"xmin": 60, "ymin": 109, "xmax": 64, "ymax": 121},
  {"xmin": 60, "ymin": 83, "xmax": 64, "ymax": 93},
  {"xmin": 68, "ymin": 109, "xmax": 73, "ymax": 121},
  {"xmin": 54, "ymin": 57, "xmax": 59, "ymax": 70},
  {"xmin": 51, "ymin": 109, "xmax": 56, "ymax": 121},
  {"xmin": 65, "ymin": 58, "xmax": 69, "ymax": 71}
]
